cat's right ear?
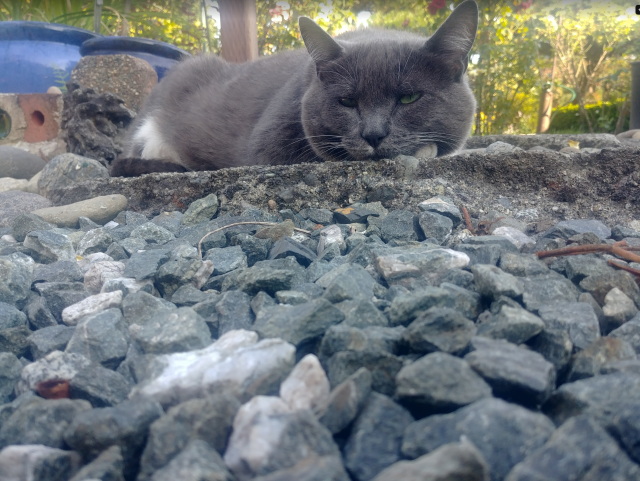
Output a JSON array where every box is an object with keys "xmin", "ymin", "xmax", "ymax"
[
  {"xmin": 424, "ymin": 0, "xmax": 478, "ymax": 80},
  {"xmin": 299, "ymin": 16, "xmax": 343, "ymax": 75}
]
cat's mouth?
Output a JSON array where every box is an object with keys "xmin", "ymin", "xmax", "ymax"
[{"xmin": 349, "ymin": 144, "xmax": 391, "ymax": 161}]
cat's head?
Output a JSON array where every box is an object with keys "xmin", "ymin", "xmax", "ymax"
[{"xmin": 299, "ymin": 0, "xmax": 478, "ymax": 162}]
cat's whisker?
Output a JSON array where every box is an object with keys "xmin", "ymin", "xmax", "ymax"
[
  {"xmin": 279, "ymin": 135, "xmax": 343, "ymax": 150},
  {"xmin": 332, "ymin": 62, "xmax": 357, "ymax": 84}
]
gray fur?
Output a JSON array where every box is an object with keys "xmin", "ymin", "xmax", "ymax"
[{"xmin": 119, "ymin": 0, "xmax": 478, "ymax": 174}]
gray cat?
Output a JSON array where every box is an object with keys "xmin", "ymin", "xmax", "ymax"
[{"xmin": 111, "ymin": 0, "xmax": 478, "ymax": 177}]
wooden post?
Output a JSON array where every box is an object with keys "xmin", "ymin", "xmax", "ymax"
[
  {"xmin": 93, "ymin": 0, "xmax": 103, "ymax": 34},
  {"xmin": 218, "ymin": 0, "xmax": 258, "ymax": 63},
  {"xmin": 120, "ymin": 0, "xmax": 131, "ymax": 36},
  {"xmin": 537, "ymin": 17, "xmax": 561, "ymax": 134},
  {"xmin": 536, "ymin": 84, "xmax": 553, "ymax": 133}
]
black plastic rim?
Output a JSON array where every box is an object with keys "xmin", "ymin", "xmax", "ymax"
[
  {"xmin": 80, "ymin": 36, "xmax": 190, "ymax": 61},
  {"xmin": 0, "ymin": 108, "xmax": 11, "ymax": 140},
  {"xmin": 0, "ymin": 21, "xmax": 100, "ymax": 45}
]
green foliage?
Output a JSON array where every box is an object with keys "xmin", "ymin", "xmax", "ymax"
[
  {"xmin": 256, "ymin": 1, "xmax": 356, "ymax": 56},
  {"xmin": 536, "ymin": 0, "xmax": 639, "ymax": 133},
  {"xmin": 548, "ymin": 101, "xmax": 629, "ymax": 134},
  {"xmin": 364, "ymin": 0, "xmax": 450, "ymax": 35},
  {"xmin": 51, "ymin": 62, "xmax": 69, "ymax": 92},
  {"xmin": 0, "ymin": 0, "xmax": 217, "ymax": 53}
]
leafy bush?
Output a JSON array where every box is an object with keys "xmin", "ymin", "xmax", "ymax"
[{"xmin": 548, "ymin": 102, "xmax": 629, "ymax": 134}]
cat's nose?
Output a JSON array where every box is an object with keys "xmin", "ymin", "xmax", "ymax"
[{"xmin": 361, "ymin": 130, "xmax": 388, "ymax": 149}]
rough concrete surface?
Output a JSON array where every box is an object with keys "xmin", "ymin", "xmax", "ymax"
[
  {"xmin": 47, "ymin": 146, "xmax": 640, "ymax": 230},
  {"xmin": 464, "ymin": 133, "xmax": 621, "ymax": 150}
]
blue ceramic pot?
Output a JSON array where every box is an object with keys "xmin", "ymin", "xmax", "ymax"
[
  {"xmin": 80, "ymin": 36, "xmax": 190, "ymax": 79},
  {"xmin": 0, "ymin": 21, "xmax": 100, "ymax": 94}
]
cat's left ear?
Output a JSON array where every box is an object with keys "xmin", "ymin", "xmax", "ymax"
[
  {"xmin": 299, "ymin": 16, "xmax": 343, "ymax": 74},
  {"xmin": 424, "ymin": 0, "xmax": 478, "ymax": 80}
]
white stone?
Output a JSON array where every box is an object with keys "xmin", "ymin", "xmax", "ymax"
[
  {"xmin": 317, "ymin": 225, "xmax": 345, "ymax": 256},
  {"xmin": 0, "ymin": 177, "xmax": 29, "ymax": 193},
  {"xmin": 414, "ymin": 143, "xmax": 437, "ymax": 159},
  {"xmin": 628, "ymin": 220, "xmax": 640, "ymax": 233},
  {"xmin": 603, "ymin": 287, "xmax": 638, "ymax": 326},
  {"xmin": 224, "ymin": 396, "xmax": 292, "ymax": 480},
  {"xmin": 61, "ymin": 290, "xmax": 123, "ymax": 326},
  {"xmin": 7, "ymin": 251, "xmax": 35, "ymax": 274},
  {"xmin": 76, "ymin": 228, "xmax": 111, "ymax": 256},
  {"xmin": 514, "ymin": 208, "xmax": 539, "ymax": 222},
  {"xmin": 316, "ymin": 264, "xmax": 352, "ymax": 288},
  {"xmin": 0, "ymin": 234, "xmax": 16, "ymax": 243},
  {"xmin": 374, "ymin": 247, "xmax": 470, "ymax": 287},
  {"xmin": 15, "ymin": 351, "xmax": 91, "ymax": 395},
  {"xmin": 192, "ymin": 260, "xmax": 214, "ymax": 289},
  {"xmin": 419, "ymin": 196, "xmax": 450, "ymax": 207},
  {"xmin": 100, "ymin": 277, "xmax": 154, "ymax": 296},
  {"xmin": 279, "ymin": 354, "xmax": 330, "ymax": 412},
  {"xmin": 130, "ymin": 329, "xmax": 296, "ymax": 408},
  {"xmin": 103, "ymin": 220, "xmax": 119, "ymax": 229},
  {"xmin": 486, "ymin": 141, "xmax": 522, "ymax": 154},
  {"xmin": 77, "ymin": 252, "xmax": 114, "ymax": 273},
  {"xmin": 448, "ymin": 229, "xmax": 475, "ymax": 245},
  {"xmin": 23, "ymin": 171, "xmax": 42, "ymax": 194},
  {"xmin": 492, "ymin": 226, "xmax": 534, "ymax": 250},
  {"xmin": 84, "ymin": 260, "xmax": 125, "ymax": 294},
  {"xmin": 291, "ymin": 232, "xmax": 308, "ymax": 243},
  {"xmin": 0, "ymin": 444, "xmax": 81, "ymax": 481}
]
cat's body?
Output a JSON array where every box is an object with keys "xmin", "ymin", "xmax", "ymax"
[{"xmin": 112, "ymin": 0, "xmax": 478, "ymax": 177}]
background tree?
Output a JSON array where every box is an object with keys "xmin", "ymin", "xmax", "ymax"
[
  {"xmin": 0, "ymin": 0, "xmax": 216, "ymax": 52},
  {"xmin": 537, "ymin": 0, "xmax": 639, "ymax": 133},
  {"xmin": 255, "ymin": 1, "xmax": 356, "ymax": 56}
]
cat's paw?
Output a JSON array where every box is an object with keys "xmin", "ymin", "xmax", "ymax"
[
  {"xmin": 109, "ymin": 157, "xmax": 189, "ymax": 177},
  {"xmin": 414, "ymin": 144, "xmax": 438, "ymax": 159}
]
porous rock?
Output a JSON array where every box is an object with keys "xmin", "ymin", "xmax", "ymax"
[
  {"xmin": 279, "ymin": 354, "xmax": 330, "ymax": 412},
  {"xmin": 343, "ymin": 392, "xmax": 414, "ymax": 481},
  {"xmin": 505, "ymin": 415, "xmax": 640, "ymax": 481},
  {"xmin": 137, "ymin": 393, "xmax": 240, "ymax": 480},
  {"xmin": 0, "ymin": 191, "xmax": 52, "ymax": 228},
  {"xmin": 61, "ymin": 290, "xmax": 123, "ymax": 326},
  {"xmin": 224, "ymin": 396, "xmax": 339, "ymax": 481},
  {"xmin": 395, "ymin": 352, "xmax": 492, "ymax": 417},
  {"xmin": 402, "ymin": 398, "xmax": 555, "ymax": 481},
  {"xmin": 130, "ymin": 330, "xmax": 295, "ymax": 408},
  {"xmin": 0, "ymin": 444, "xmax": 82, "ymax": 481},
  {"xmin": 372, "ymin": 439, "xmax": 489, "ymax": 481},
  {"xmin": 465, "ymin": 337, "xmax": 556, "ymax": 407},
  {"xmin": 37, "ymin": 153, "xmax": 109, "ymax": 198}
]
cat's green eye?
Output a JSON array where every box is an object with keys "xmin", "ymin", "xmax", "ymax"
[
  {"xmin": 400, "ymin": 93, "xmax": 421, "ymax": 104},
  {"xmin": 339, "ymin": 98, "xmax": 358, "ymax": 108}
]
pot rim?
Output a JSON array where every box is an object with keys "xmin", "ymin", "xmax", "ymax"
[
  {"xmin": 0, "ymin": 20, "xmax": 100, "ymax": 45},
  {"xmin": 80, "ymin": 35, "xmax": 190, "ymax": 61}
]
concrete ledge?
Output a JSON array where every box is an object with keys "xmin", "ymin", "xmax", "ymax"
[
  {"xmin": 47, "ymin": 146, "xmax": 640, "ymax": 229},
  {"xmin": 464, "ymin": 133, "xmax": 621, "ymax": 150}
]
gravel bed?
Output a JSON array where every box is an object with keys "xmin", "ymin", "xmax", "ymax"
[{"xmin": 1, "ymin": 175, "xmax": 640, "ymax": 481}]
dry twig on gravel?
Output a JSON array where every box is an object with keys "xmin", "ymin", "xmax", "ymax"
[
  {"xmin": 461, "ymin": 205, "xmax": 474, "ymax": 234},
  {"xmin": 197, "ymin": 221, "xmax": 311, "ymax": 258},
  {"xmin": 536, "ymin": 240, "xmax": 640, "ymax": 282}
]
